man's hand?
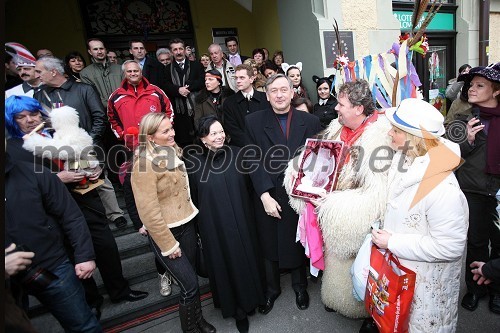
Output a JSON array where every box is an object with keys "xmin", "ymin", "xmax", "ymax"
[
  {"xmin": 178, "ymin": 86, "xmax": 191, "ymax": 97},
  {"xmin": 88, "ymin": 166, "xmax": 102, "ymax": 181},
  {"xmin": 57, "ymin": 170, "xmax": 86, "ymax": 184},
  {"xmin": 261, "ymin": 192, "xmax": 282, "ymax": 219},
  {"xmin": 471, "ymin": 261, "xmax": 491, "ymax": 285},
  {"xmin": 5, "ymin": 243, "xmax": 35, "ymax": 277},
  {"xmin": 75, "ymin": 260, "xmax": 96, "ymax": 279}
]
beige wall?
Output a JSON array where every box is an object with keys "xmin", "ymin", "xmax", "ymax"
[
  {"xmin": 6, "ymin": 0, "xmax": 87, "ymax": 61},
  {"xmin": 490, "ymin": 12, "xmax": 500, "ymax": 62},
  {"xmin": 189, "ymin": 0, "xmax": 282, "ymax": 57},
  {"xmin": 5, "ymin": 0, "xmax": 282, "ymax": 63}
]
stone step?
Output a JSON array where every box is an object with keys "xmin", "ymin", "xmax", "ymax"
[
  {"xmin": 114, "ymin": 228, "xmax": 150, "ymax": 260},
  {"xmin": 29, "ymin": 275, "xmax": 211, "ymax": 332}
]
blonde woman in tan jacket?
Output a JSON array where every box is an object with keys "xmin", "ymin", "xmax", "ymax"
[{"xmin": 131, "ymin": 113, "xmax": 216, "ymax": 333}]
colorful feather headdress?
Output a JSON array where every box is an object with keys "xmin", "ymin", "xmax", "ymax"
[{"xmin": 331, "ymin": 0, "xmax": 442, "ymax": 108}]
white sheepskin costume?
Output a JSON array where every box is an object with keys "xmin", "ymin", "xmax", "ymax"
[
  {"xmin": 22, "ymin": 106, "xmax": 97, "ymax": 171},
  {"xmin": 284, "ymin": 114, "xmax": 393, "ymax": 318}
]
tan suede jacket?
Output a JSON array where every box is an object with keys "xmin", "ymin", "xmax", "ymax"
[{"xmin": 131, "ymin": 146, "xmax": 198, "ymax": 256}]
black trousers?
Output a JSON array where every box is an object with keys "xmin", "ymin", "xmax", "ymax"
[
  {"xmin": 71, "ymin": 190, "xmax": 130, "ymax": 305},
  {"xmin": 464, "ymin": 192, "xmax": 500, "ymax": 295},
  {"xmin": 263, "ymin": 258, "xmax": 307, "ymax": 299}
]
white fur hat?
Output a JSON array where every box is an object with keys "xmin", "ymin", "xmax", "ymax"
[
  {"xmin": 385, "ymin": 98, "xmax": 445, "ymax": 138},
  {"xmin": 282, "ymin": 62, "xmax": 303, "ymax": 74}
]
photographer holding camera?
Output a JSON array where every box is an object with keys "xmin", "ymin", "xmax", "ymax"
[{"xmin": 5, "ymin": 151, "xmax": 101, "ymax": 332}]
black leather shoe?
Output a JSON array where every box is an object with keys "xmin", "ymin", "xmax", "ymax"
[
  {"xmin": 112, "ymin": 290, "xmax": 149, "ymax": 303},
  {"xmin": 295, "ymin": 290, "xmax": 309, "ymax": 310},
  {"xmin": 461, "ymin": 292, "xmax": 482, "ymax": 311},
  {"xmin": 247, "ymin": 309, "xmax": 256, "ymax": 316},
  {"xmin": 90, "ymin": 306, "xmax": 101, "ymax": 321},
  {"xmin": 359, "ymin": 318, "xmax": 379, "ymax": 333},
  {"xmin": 113, "ymin": 216, "xmax": 127, "ymax": 228},
  {"xmin": 235, "ymin": 317, "xmax": 249, "ymax": 333},
  {"xmin": 258, "ymin": 292, "xmax": 281, "ymax": 315},
  {"xmin": 489, "ymin": 294, "xmax": 500, "ymax": 314}
]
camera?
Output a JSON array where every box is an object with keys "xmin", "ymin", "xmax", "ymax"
[{"xmin": 7, "ymin": 244, "xmax": 58, "ymax": 293}]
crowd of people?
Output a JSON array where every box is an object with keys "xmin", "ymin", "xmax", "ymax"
[{"xmin": 4, "ymin": 34, "xmax": 500, "ymax": 333}]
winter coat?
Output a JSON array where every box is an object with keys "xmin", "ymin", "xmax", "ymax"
[
  {"xmin": 223, "ymin": 90, "xmax": 270, "ymax": 147},
  {"xmin": 107, "ymin": 77, "xmax": 173, "ymax": 150},
  {"xmin": 80, "ymin": 61, "xmax": 123, "ymax": 107},
  {"xmin": 312, "ymin": 96, "xmax": 338, "ymax": 129},
  {"xmin": 284, "ymin": 114, "xmax": 393, "ymax": 317},
  {"xmin": 245, "ymin": 107, "xmax": 321, "ymax": 268},
  {"xmin": 131, "ymin": 145, "xmax": 198, "ymax": 256},
  {"xmin": 206, "ymin": 60, "xmax": 237, "ymax": 92},
  {"xmin": 448, "ymin": 106, "xmax": 500, "ymax": 196},
  {"xmin": 34, "ymin": 79, "xmax": 106, "ymax": 148},
  {"xmin": 185, "ymin": 145, "xmax": 264, "ymax": 317},
  {"xmin": 193, "ymin": 87, "xmax": 234, "ymax": 127},
  {"xmin": 5, "ymin": 156, "xmax": 95, "ymax": 274},
  {"xmin": 384, "ymin": 140, "xmax": 468, "ymax": 333}
]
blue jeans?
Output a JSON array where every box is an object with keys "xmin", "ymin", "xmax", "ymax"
[
  {"xmin": 32, "ymin": 259, "xmax": 102, "ymax": 333},
  {"xmin": 149, "ymin": 221, "xmax": 199, "ymax": 305}
]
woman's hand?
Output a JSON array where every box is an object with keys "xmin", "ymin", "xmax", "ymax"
[
  {"xmin": 371, "ymin": 229, "xmax": 392, "ymax": 249},
  {"xmin": 138, "ymin": 226, "xmax": 148, "ymax": 236},
  {"xmin": 168, "ymin": 247, "xmax": 182, "ymax": 260},
  {"xmin": 466, "ymin": 117, "xmax": 485, "ymax": 145}
]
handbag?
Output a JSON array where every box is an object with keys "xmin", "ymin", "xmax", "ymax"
[
  {"xmin": 195, "ymin": 233, "xmax": 209, "ymax": 278},
  {"xmin": 351, "ymin": 234, "xmax": 372, "ymax": 301},
  {"xmin": 364, "ymin": 245, "xmax": 416, "ymax": 333}
]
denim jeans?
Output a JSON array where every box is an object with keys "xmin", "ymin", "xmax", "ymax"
[
  {"xmin": 149, "ymin": 221, "xmax": 199, "ymax": 305},
  {"xmin": 32, "ymin": 259, "xmax": 102, "ymax": 333}
]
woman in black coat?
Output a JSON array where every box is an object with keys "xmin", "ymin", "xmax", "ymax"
[
  {"xmin": 185, "ymin": 115, "xmax": 264, "ymax": 333},
  {"xmin": 194, "ymin": 70, "xmax": 234, "ymax": 127},
  {"xmin": 312, "ymin": 75, "xmax": 338, "ymax": 129}
]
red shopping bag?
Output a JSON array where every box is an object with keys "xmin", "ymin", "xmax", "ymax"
[{"xmin": 364, "ymin": 245, "xmax": 416, "ymax": 333}]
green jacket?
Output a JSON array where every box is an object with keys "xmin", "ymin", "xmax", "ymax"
[{"xmin": 80, "ymin": 61, "xmax": 123, "ymax": 107}]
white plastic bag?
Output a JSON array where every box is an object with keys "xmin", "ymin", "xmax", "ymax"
[{"xmin": 351, "ymin": 233, "xmax": 372, "ymax": 301}]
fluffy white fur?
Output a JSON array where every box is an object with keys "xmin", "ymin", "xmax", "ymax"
[
  {"xmin": 22, "ymin": 106, "xmax": 96, "ymax": 167},
  {"xmin": 284, "ymin": 114, "xmax": 394, "ymax": 318}
]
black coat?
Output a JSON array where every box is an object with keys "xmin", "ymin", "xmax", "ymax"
[
  {"xmin": 223, "ymin": 90, "xmax": 270, "ymax": 147},
  {"xmin": 165, "ymin": 60, "xmax": 205, "ymax": 145},
  {"xmin": 185, "ymin": 145, "xmax": 264, "ymax": 317},
  {"xmin": 313, "ymin": 96, "xmax": 338, "ymax": 129},
  {"xmin": 5, "ymin": 156, "xmax": 95, "ymax": 274},
  {"xmin": 34, "ymin": 80, "xmax": 107, "ymax": 150},
  {"xmin": 193, "ymin": 87, "xmax": 234, "ymax": 127},
  {"xmin": 244, "ymin": 108, "xmax": 321, "ymax": 268},
  {"xmin": 142, "ymin": 57, "xmax": 168, "ymax": 93}
]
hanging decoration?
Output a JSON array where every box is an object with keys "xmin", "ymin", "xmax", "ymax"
[{"xmin": 330, "ymin": 0, "xmax": 442, "ymax": 108}]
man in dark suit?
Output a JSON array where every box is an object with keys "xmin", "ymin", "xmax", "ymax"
[
  {"xmin": 223, "ymin": 64, "xmax": 270, "ymax": 147},
  {"xmin": 129, "ymin": 40, "xmax": 167, "ymax": 92},
  {"xmin": 164, "ymin": 38, "xmax": 204, "ymax": 147},
  {"xmin": 244, "ymin": 74, "xmax": 321, "ymax": 315},
  {"xmin": 225, "ymin": 36, "xmax": 248, "ymax": 67}
]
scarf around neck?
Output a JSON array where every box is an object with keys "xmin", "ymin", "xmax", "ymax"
[
  {"xmin": 170, "ymin": 62, "xmax": 195, "ymax": 116},
  {"xmin": 478, "ymin": 104, "xmax": 500, "ymax": 175}
]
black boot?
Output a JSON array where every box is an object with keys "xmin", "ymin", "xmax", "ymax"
[
  {"xmin": 194, "ymin": 298, "xmax": 216, "ymax": 333},
  {"xmin": 179, "ymin": 302, "xmax": 201, "ymax": 333}
]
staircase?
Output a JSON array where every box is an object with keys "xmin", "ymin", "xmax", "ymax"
[{"xmin": 28, "ymin": 186, "xmax": 211, "ymax": 332}]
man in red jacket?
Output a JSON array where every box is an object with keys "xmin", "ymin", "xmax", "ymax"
[{"xmin": 108, "ymin": 60, "xmax": 173, "ymax": 151}]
